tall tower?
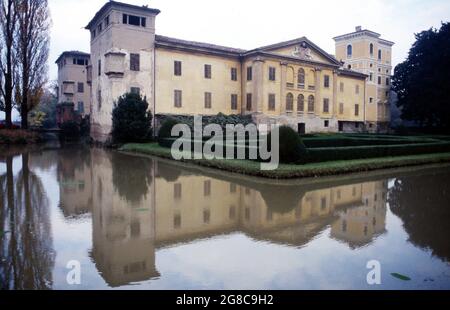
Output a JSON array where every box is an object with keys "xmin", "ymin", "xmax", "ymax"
[
  {"xmin": 55, "ymin": 51, "xmax": 91, "ymax": 124},
  {"xmin": 85, "ymin": 1, "xmax": 160, "ymax": 142},
  {"xmin": 334, "ymin": 26, "xmax": 394, "ymax": 132}
]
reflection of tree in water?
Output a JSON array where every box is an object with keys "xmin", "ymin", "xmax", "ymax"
[
  {"xmin": 258, "ymin": 184, "xmax": 305, "ymax": 214},
  {"xmin": 0, "ymin": 154, "xmax": 55, "ymax": 289},
  {"xmin": 111, "ymin": 152, "xmax": 153, "ymax": 204},
  {"xmin": 156, "ymin": 161, "xmax": 182, "ymax": 182},
  {"xmin": 389, "ymin": 172, "xmax": 450, "ymax": 262}
]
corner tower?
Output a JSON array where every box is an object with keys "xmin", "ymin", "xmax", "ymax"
[
  {"xmin": 85, "ymin": 1, "xmax": 160, "ymax": 142},
  {"xmin": 334, "ymin": 26, "xmax": 394, "ymax": 132}
]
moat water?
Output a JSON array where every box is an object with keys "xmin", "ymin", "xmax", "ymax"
[{"xmin": 1, "ymin": 144, "xmax": 450, "ymax": 289}]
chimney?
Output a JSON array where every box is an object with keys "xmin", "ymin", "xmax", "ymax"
[{"xmin": 355, "ymin": 26, "xmax": 362, "ymax": 32}]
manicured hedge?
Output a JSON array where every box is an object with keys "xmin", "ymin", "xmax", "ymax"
[
  {"xmin": 302, "ymin": 142, "xmax": 450, "ymax": 163},
  {"xmin": 302, "ymin": 136, "xmax": 432, "ymax": 148}
]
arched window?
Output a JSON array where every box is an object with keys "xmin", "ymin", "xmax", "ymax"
[
  {"xmin": 297, "ymin": 94, "xmax": 304, "ymax": 112},
  {"xmin": 369, "ymin": 43, "xmax": 374, "ymax": 56},
  {"xmin": 286, "ymin": 93, "xmax": 294, "ymax": 111},
  {"xmin": 287, "ymin": 66, "xmax": 294, "ymax": 85},
  {"xmin": 298, "ymin": 68, "xmax": 305, "ymax": 85},
  {"xmin": 378, "ymin": 49, "xmax": 382, "ymax": 60},
  {"xmin": 308, "ymin": 95, "xmax": 315, "ymax": 112},
  {"xmin": 347, "ymin": 45, "xmax": 352, "ymax": 58}
]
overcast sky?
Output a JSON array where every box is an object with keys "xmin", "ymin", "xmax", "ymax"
[{"xmin": 2, "ymin": 0, "xmax": 450, "ymax": 120}]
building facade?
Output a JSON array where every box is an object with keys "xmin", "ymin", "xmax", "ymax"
[
  {"xmin": 55, "ymin": 51, "xmax": 91, "ymax": 124},
  {"xmin": 334, "ymin": 26, "xmax": 394, "ymax": 132},
  {"xmin": 77, "ymin": 1, "xmax": 393, "ymax": 142}
]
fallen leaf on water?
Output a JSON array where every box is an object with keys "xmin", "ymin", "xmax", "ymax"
[{"xmin": 391, "ymin": 273, "xmax": 411, "ymax": 281}]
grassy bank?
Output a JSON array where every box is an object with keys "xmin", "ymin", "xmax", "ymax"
[{"xmin": 119, "ymin": 143, "xmax": 450, "ymax": 179}]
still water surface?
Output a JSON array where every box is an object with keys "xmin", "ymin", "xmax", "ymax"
[{"xmin": 1, "ymin": 145, "xmax": 450, "ymax": 289}]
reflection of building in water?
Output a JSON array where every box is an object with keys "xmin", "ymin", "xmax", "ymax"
[
  {"xmin": 153, "ymin": 160, "xmax": 388, "ymax": 248},
  {"xmin": 89, "ymin": 149, "xmax": 158, "ymax": 287},
  {"xmin": 58, "ymin": 151, "xmax": 388, "ymax": 287},
  {"xmin": 330, "ymin": 181, "xmax": 388, "ymax": 248},
  {"xmin": 57, "ymin": 148, "xmax": 93, "ymax": 218}
]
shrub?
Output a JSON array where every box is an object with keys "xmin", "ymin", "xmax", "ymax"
[
  {"xmin": 60, "ymin": 121, "xmax": 80, "ymax": 140},
  {"xmin": 112, "ymin": 93, "xmax": 153, "ymax": 143},
  {"xmin": 158, "ymin": 118, "xmax": 180, "ymax": 143},
  {"xmin": 0, "ymin": 129, "xmax": 40, "ymax": 144},
  {"xmin": 269, "ymin": 125, "xmax": 307, "ymax": 164}
]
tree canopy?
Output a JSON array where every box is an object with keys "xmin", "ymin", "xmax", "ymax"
[{"xmin": 392, "ymin": 22, "xmax": 450, "ymax": 131}]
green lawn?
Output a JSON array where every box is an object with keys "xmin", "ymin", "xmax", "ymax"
[{"xmin": 119, "ymin": 143, "xmax": 450, "ymax": 179}]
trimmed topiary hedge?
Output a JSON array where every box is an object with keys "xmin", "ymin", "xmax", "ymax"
[{"xmin": 303, "ymin": 141, "xmax": 450, "ymax": 163}]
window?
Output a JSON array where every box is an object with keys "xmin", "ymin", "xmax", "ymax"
[
  {"xmin": 297, "ymin": 94, "xmax": 304, "ymax": 112},
  {"xmin": 339, "ymin": 102, "xmax": 344, "ymax": 114},
  {"xmin": 340, "ymin": 82, "xmax": 344, "ymax": 92},
  {"xmin": 92, "ymin": 30, "xmax": 96, "ymax": 39},
  {"xmin": 97, "ymin": 89, "xmax": 102, "ymax": 111},
  {"xmin": 286, "ymin": 93, "xmax": 293, "ymax": 111},
  {"xmin": 269, "ymin": 67, "xmax": 276, "ymax": 81},
  {"xmin": 324, "ymin": 75, "xmax": 330, "ymax": 88},
  {"xmin": 204, "ymin": 92, "xmax": 212, "ymax": 109},
  {"xmin": 174, "ymin": 90, "xmax": 182, "ymax": 108},
  {"xmin": 324, "ymin": 120, "xmax": 329, "ymax": 128},
  {"xmin": 308, "ymin": 95, "xmax": 315, "ymax": 112},
  {"xmin": 348, "ymin": 64, "xmax": 352, "ymax": 69},
  {"xmin": 355, "ymin": 104, "xmax": 360, "ymax": 116},
  {"xmin": 370, "ymin": 43, "xmax": 374, "ymax": 56},
  {"xmin": 174, "ymin": 183, "xmax": 182, "ymax": 199},
  {"xmin": 174, "ymin": 214, "xmax": 181, "ymax": 229},
  {"xmin": 105, "ymin": 15, "xmax": 110, "ymax": 27},
  {"xmin": 77, "ymin": 82, "xmax": 84, "ymax": 93},
  {"xmin": 230, "ymin": 183, "xmax": 236, "ymax": 193},
  {"xmin": 130, "ymin": 87, "xmax": 140, "ymax": 95},
  {"xmin": 246, "ymin": 66, "xmax": 252, "ymax": 81},
  {"xmin": 369, "ymin": 72, "xmax": 373, "ymax": 81},
  {"xmin": 347, "ymin": 44, "xmax": 352, "ymax": 58},
  {"xmin": 231, "ymin": 94, "xmax": 238, "ymax": 110},
  {"xmin": 73, "ymin": 58, "xmax": 88, "ymax": 66},
  {"xmin": 229, "ymin": 206, "xmax": 236, "ymax": 219},
  {"xmin": 123, "ymin": 14, "xmax": 146, "ymax": 27},
  {"xmin": 231, "ymin": 68, "xmax": 237, "ymax": 81},
  {"xmin": 130, "ymin": 53, "xmax": 140, "ymax": 71},
  {"xmin": 298, "ymin": 68, "xmax": 305, "ymax": 85},
  {"xmin": 369, "ymin": 97, "xmax": 373, "ymax": 103},
  {"xmin": 386, "ymin": 77, "xmax": 390, "ymax": 86},
  {"xmin": 98, "ymin": 59, "xmax": 101, "ymax": 76},
  {"xmin": 77, "ymin": 102, "xmax": 84, "ymax": 114},
  {"xmin": 204, "ymin": 64, "xmax": 212, "ymax": 79},
  {"xmin": 378, "ymin": 76, "xmax": 381, "ymax": 85},
  {"xmin": 204, "ymin": 180, "xmax": 211, "ymax": 196},
  {"xmin": 378, "ymin": 49, "xmax": 382, "ymax": 60},
  {"xmin": 203, "ymin": 210, "xmax": 210, "ymax": 224},
  {"xmin": 246, "ymin": 93, "xmax": 252, "ymax": 111},
  {"xmin": 174, "ymin": 61, "xmax": 182, "ymax": 76},
  {"xmin": 268, "ymin": 94, "xmax": 276, "ymax": 111},
  {"xmin": 323, "ymin": 98, "xmax": 329, "ymax": 113},
  {"xmin": 356, "ymin": 85, "xmax": 360, "ymax": 94},
  {"xmin": 97, "ymin": 23, "xmax": 102, "ymax": 33}
]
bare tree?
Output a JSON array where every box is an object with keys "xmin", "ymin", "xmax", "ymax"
[
  {"xmin": 15, "ymin": 0, "xmax": 50, "ymax": 129},
  {"xmin": 0, "ymin": 0, "xmax": 18, "ymax": 128}
]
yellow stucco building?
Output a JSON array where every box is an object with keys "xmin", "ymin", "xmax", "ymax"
[{"xmin": 60, "ymin": 1, "xmax": 393, "ymax": 142}]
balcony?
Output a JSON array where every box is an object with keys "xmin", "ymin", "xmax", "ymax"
[
  {"xmin": 297, "ymin": 83, "xmax": 305, "ymax": 90},
  {"xmin": 286, "ymin": 82, "xmax": 294, "ymax": 88},
  {"xmin": 62, "ymin": 81, "xmax": 75, "ymax": 95},
  {"xmin": 86, "ymin": 65, "xmax": 92, "ymax": 84},
  {"xmin": 104, "ymin": 51, "xmax": 126, "ymax": 78},
  {"xmin": 308, "ymin": 85, "xmax": 315, "ymax": 91}
]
